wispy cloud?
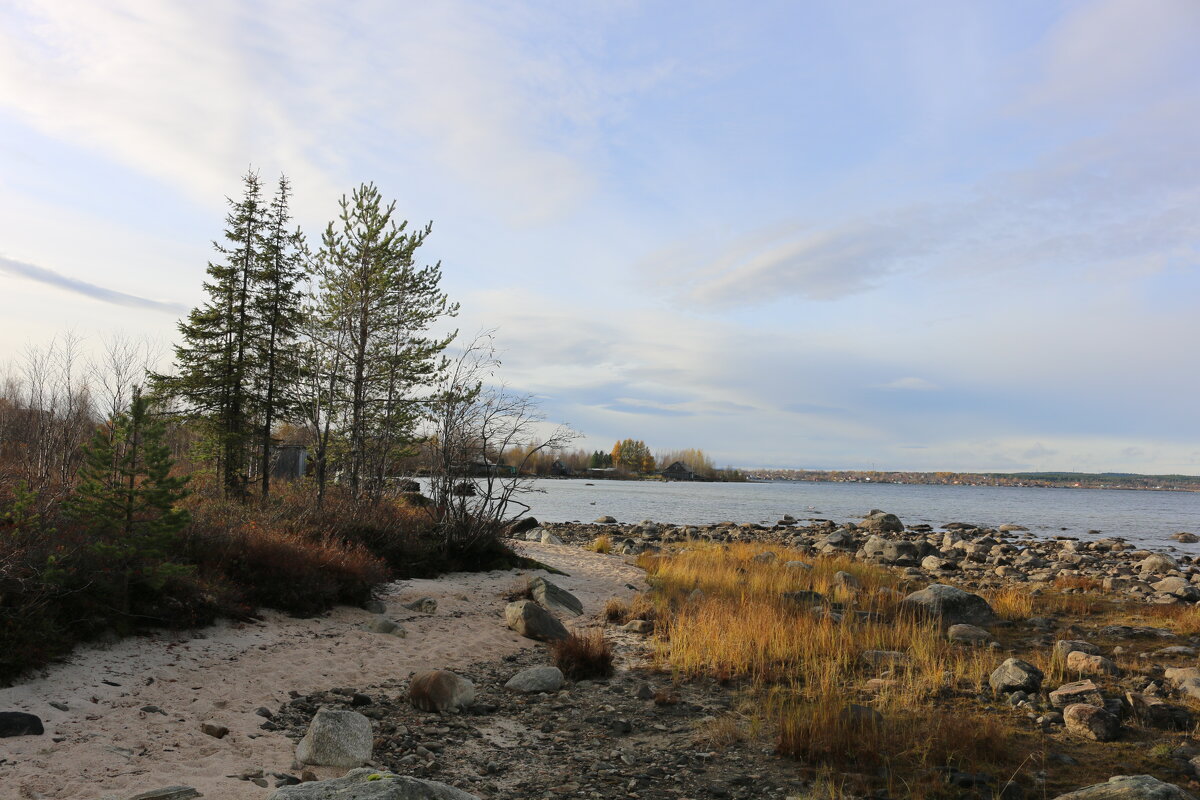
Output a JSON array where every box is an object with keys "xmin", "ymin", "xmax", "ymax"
[
  {"xmin": 876, "ymin": 377, "xmax": 940, "ymax": 392},
  {"xmin": 0, "ymin": 256, "xmax": 186, "ymax": 314}
]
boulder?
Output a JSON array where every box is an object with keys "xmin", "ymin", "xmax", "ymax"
[
  {"xmin": 1171, "ymin": 532, "xmax": 1199, "ymax": 544},
  {"xmin": 901, "ymin": 584, "xmax": 996, "ymax": 627},
  {"xmin": 1126, "ymin": 691, "xmax": 1193, "ymax": 730},
  {"xmin": 509, "ymin": 517, "xmax": 540, "ymax": 535},
  {"xmin": 504, "ymin": 666, "xmax": 564, "ymax": 694},
  {"xmin": 295, "ymin": 708, "xmax": 373, "ymax": 767},
  {"xmin": 1137, "ymin": 553, "xmax": 1179, "ymax": 575},
  {"xmin": 1051, "ymin": 774, "xmax": 1196, "ymax": 799},
  {"xmin": 863, "ymin": 535, "xmax": 919, "ymax": 564},
  {"xmin": 1066, "ymin": 650, "xmax": 1120, "ymax": 676},
  {"xmin": 622, "ymin": 619, "xmax": 653, "ymax": 634},
  {"xmin": 126, "ymin": 789, "xmax": 202, "ymax": 800},
  {"xmin": 990, "ymin": 658, "xmax": 1044, "ymax": 694},
  {"xmin": 505, "ymin": 600, "xmax": 568, "ymax": 641},
  {"xmin": 595, "ymin": 516, "xmax": 617, "ymax": 524},
  {"xmin": 833, "ymin": 571, "xmax": 861, "ymax": 590},
  {"xmin": 528, "ymin": 577, "xmax": 583, "ymax": 616},
  {"xmin": 948, "ymin": 623, "xmax": 991, "ymax": 644},
  {"xmin": 539, "ymin": 530, "xmax": 565, "ymax": 545},
  {"xmin": 268, "ymin": 768, "xmax": 479, "ymax": 799},
  {"xmin": 751, "ymin": 550, "xmax": 778, "ymax": 564},
  {"xmin": 1054, "ymin": 640, "xmax": 1100, "ymax": 660},
  {"xmin": 1152, "ymin": 577, "xmax": 1200, "ymax": 601},
  {"xmin": 408, "ymin": 670, "xmax": 475, "ymax": 713},
  {"xmin": 1050, "ymin": 679, "xmax": 1104, "ymax": 709},
  {"xmin": 860, "ymin": 511, "xmax": 903, "ymax": 534},
  {"xmin": 0, "ymin": 711, "xmax": 43, "ymax": 737},
  {"xmin": 1064, "ymin": 703, "xmax": 1120, "ymax": 741}
]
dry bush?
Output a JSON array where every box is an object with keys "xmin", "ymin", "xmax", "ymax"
[
  {"xmin": 585, "ymin": 535, "xmax": 613, "ymax": 554},
  {"xmin": 1054, "ymin": 575, "xmax": 1103, "ymax": 592},
  {"xmin": 550, "ymin": 628, "xmax": 614, "ymax": 680},
  {"xmin": 604, "ymin": 592, "xmax": 657, "ymax": 624},
  {"xmin": 693, "ymin": 712, "xmax": 748, "ymax": 748},
  {"xmin": 604, "ymin": 596, "xmax": 629, "ymax": 622}
]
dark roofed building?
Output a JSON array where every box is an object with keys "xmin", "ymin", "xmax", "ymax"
[{"xmin": 661, "ymin": 461, "xmax": 697, "ymax": 481}]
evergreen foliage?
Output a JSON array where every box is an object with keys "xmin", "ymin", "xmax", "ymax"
[
  {"xmin": 65, "ymin": 388, "xmax": 190, "ymax": 612},
  {"xmin": 160, "ymin": 171, "xmax": 306, "ymax": 500},
  {"xmin": 314, "ymin": 182, "xmax": 458, "ymax": 500}
]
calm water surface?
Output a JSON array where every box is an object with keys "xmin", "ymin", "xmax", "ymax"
[{"xmin": 512, "ymin": 479, "xmax": 1200, "ymax": 554}]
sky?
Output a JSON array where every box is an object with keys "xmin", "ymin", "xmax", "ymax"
[{"xmin": 1, "ymin": 0, "xmax": 1198, "ymax": 473}]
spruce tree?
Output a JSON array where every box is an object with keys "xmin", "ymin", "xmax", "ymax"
[
  {"xmin": 165, "ymin": 171, "xmax": 266, "ymax": 499},
  {"xmin": 252, "ymin": 176, "xmax": 307, "ymax": 498},
  {"xmin": 66, "ymin": 388, "xmax": 190, "ymax": 614}
]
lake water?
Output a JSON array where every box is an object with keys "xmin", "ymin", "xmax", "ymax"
[{"xmin": 509, "ymin": 479, "xmax": 1200, "ymax": 554}]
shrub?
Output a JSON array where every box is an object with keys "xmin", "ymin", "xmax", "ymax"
[
  {"xmin": 585, "ymin": 535, "xmax": 612, "ymax": 554},
  {"xmin": 550, "ymin": 628, "xmax": 614, "ymax": 680}
]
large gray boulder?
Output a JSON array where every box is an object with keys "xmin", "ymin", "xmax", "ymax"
[
  {"xmin": 268, "ymin": 768, "xmax": 479, "ymax": 799},
  {"xmin": 408, "ymin": 670, "xmax": 475, "ymax": 713},
  {"xmin": 505, "ymin": 600, "xmax": 568, "ymax": 641},
  {"xmin": 863, "ymin": 535, "xmax": 919, "ymax": 565},
  {"xmin": 504, "ymin": 666, "xmax": 564, "ymax": 694},
  {"xmin": 295, "ymin": 708, "xmax": 373, "ymax": 767},
  {"xmin": 990, "ymin": 658, "xmax": 1044, "ymax": 694},
  {"xmin": 900, "ymin": 584, "xmax": 996, "ymax": 627},
  {"xmin": 529, "ymin": 576, "xmax": 583, "ymax": 616},
  {"xmin": 860, "ymin": 511, "xmax": 904, "ymax": 534},
  {"xmin": 1138, "ymin": 553, "xmax": 1179, "ymax": 576},
  {"xmin": 1051, "ymin": 775, "xmax": 1196, "ymax": 799}
]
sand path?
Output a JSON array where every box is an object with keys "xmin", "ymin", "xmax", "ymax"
[{"xmin": 0, "ymin": 542, "xmax": 644, "ymax": 800}]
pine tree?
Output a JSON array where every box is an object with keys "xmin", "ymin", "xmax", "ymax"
[
  {"xmin": 164, "ymin": 171, "xmax": 266, "ymax": 500},
  {"xmin": 66, "ymin": 388, "xmax": 190, "ymax": 614},
  {"xmin": 316, "ymin": 183, "xmax": 458, "ymax": 499}
]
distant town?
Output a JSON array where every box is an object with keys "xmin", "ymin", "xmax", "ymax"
[{"xmin": 743, "ymin": 469, "xmax": 1200, "ymax": 492}]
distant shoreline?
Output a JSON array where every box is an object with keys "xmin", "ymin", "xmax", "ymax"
[{"xmin": 741, "ymin": 470, "xmax": 1200, "ymax": 492}]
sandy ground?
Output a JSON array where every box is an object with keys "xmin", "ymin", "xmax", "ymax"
[{"xmin": 0, "ymin": 542, "xmax": 645, "ymax": 800}]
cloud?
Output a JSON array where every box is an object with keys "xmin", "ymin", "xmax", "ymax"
[
  {"xmin": 0, "ymin": 2, "xmax": 680, "ymax": 226},
  {"xmin": 0, "ymin": 255, "xmax": 187, "ymax": 314},
  {"xmin": 876, "ymin": 377, "xmax": 940, "ymax": 392}
]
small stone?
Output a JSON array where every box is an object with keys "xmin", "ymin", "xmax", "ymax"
[
  {"xmin": 201, "ymin": 722, "xmax": 229, "ymax": 739},
  {"xmin": 403, "ymin": 597, "xmax": 438, "ymax": 613}
]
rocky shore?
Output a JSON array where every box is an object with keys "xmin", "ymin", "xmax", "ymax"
[
  {"xmin": 6, "ymin": 513, "xmax": 1200, "ymax": 799},
  {"xmin": 518, "ymin": 511, "xmax": 1200, "ymax": 604}
]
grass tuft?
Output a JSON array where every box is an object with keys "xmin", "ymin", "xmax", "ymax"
[{"xmin": 550, "ymin": 628, "xmax": 615, "ymax": 680}]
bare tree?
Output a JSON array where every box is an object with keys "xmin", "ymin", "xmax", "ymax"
[{"xmin": 427, "ymin": 332, "xmax": 576, "ymax": 556}]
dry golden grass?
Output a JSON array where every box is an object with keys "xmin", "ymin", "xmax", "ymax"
[
  {"xmin": 984, "ymin": 584, "xmax": 1103, "ymax": 621},
  {"xmin": 641, "ymin": 542, "xmax": 1036, "ymax": 798},
  {"xmin": 604, "ymin": 592, "xmax": 657, "ymax": 624},
  {"xmin": 585, "ymin": 534, "xmax": 613, "ymax": 554}
]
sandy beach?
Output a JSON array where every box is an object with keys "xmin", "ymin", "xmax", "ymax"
[{"xmin": 0, "ymin": 542, "xmax": 644, "ymax": 800}]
